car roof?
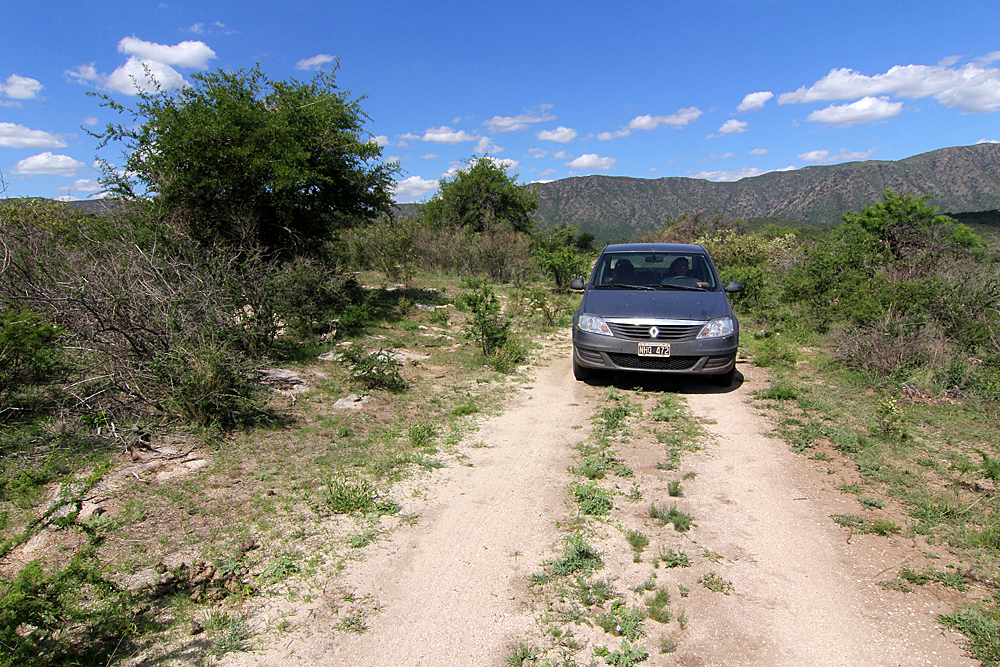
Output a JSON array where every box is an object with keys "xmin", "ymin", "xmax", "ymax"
[{"xmin": 601, "ymin": 242, "xmax": 707, "ymax": 254}]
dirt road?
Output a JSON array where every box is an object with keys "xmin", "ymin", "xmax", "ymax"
[{"xmin": 226, "ymin": 337, "xmax": 975, "ymax": 666}]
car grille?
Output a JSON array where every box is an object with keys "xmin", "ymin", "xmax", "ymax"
[
  {"xmin": 607, "ymin": 353, "xmax": 699, "ymax": 371},
  {"xmin": 606, "ymin": 322, "xmax": 704, "ymax": 341}
]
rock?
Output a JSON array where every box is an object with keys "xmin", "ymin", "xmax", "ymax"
[
  {"xmin": 332, "ymin": 394, "xmax": 370, "ymax": 410},
  {"xmin": 257, "ymin": 368, "xmax": 308, "ymax": 390}
]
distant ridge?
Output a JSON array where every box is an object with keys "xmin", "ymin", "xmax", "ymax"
[
  {"xmin": 528, "ymin": 143, "xmax": 1000, "ymax": 240},
  {"xmin": 48, "ymin": 144, "xmax": 1000, "ymax": 241}
]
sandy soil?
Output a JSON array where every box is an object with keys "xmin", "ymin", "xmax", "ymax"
[{"xmin": 224, "ymin": 337, "xmax": 976, "ymax": 667}]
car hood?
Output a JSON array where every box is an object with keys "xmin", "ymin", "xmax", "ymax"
[{"xmin": 581, "ymin": 288, "xmax": 733, "ymax": 322}]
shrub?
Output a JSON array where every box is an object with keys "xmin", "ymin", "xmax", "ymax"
[
  {"xmin": 464, "ymin": 227, "xmax": 535, "ymax": 284},
  {"xmin": 152, "ymin": 345, "xmax": 263, "ymax": 427},
  {"xmin": 0, "ymin": 309, "xmax": 66, "ymax": 422},
  {"xmin": 340, "ymin": 346, "xmax": 407, "ymax": 392},
  {"xmin": 461, "ymin": 282, "xmax": 526, "ymax": 372},
  {"xmin": 341, "ymin": 213, "xmax": 420, "ymax": 284},
  {"xmin": 0, "ymin": 550, "xmax": 138, "ymax": 667}
]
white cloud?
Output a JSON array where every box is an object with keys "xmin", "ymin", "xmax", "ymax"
[
  {"xmin": 807, "ymin": 96, "xmax": 903, "ymax": 126},
  {"xmin": 421, "ymin": 153, "xmax": 439, "ymax": 159},
  {"xmin": 57, "ymin": 178, "xmax": 103, "ymax": 193},
  {"xmin": 370, "ymin": 135, "xmax": 389, "ymax": 146},
  {"xmin": 717, "ymin": 120, "xmax": 748, "ymax": 135},
  {"xmin": 0, "ymin": 122, "xmax": 66, "ymax": 148},
  {"xmin": 1, "ymin": 74, "xmax": 43, "ymax": 100},
  {"xmin": 488, "ymin": 157, "xmax": 519, "ymax": 170},
  {"xmin": 67, "ymin": 38, "xmax": 216, "ymax": 96},
  {"xmin": 483, "ymin": 111, "xmax": 556, "ymax": 132},
  {"xmin": 977, "ymin": 138, "xmax": 1000, "ymax": 144},
  {"xmin": 104, "ymin": 57, "xmax": 187, "ymax": 95},
  {"xmin": 528, "ymin": 148, "xmax": 548, "ymax": 158},
  {"xmin": 117, "ymin": 37, "xmax": 216, "ymax": 68},
  {"xmin": 799, "ymin": 150, "xmax": 830, "ymax": 162},
  {"xmin": 627, "ymin": 108, "xmax": 702, "ymax": 130},
  {"xmin": 737, "ymin": 91, "xmax": 773, "ymax": 112},
  {"xmin": 412, "ymin": 126, "xmax": 481, "ymax": 144},
  {"xmin": 393, "ymin": 175, "xmax": 438, "ymax": 199},
  {"xmin": 779, "ymin": 59, "xmax": 1000, "ymax": 114},
  {"xmin": 441, "ymin": 156, "xmax": 520, "ymax": 181},
  {"xmin": 475, "ymin": 136, "xmax": 502, "ymax": 153},
  {"xmin": 688, "ymin": 165, "xmax": 797, "ymax": 182},
  {"xmin": 536, "ymin": 126, "xmax": 577, "ymax": 143},
  {"xmin": 798, "ymin": 148, "xmax": 879, "ymax": 163},
  {"xmin": 66, "ymin": 63, "xmax": 99, "ymax": 84},
  {"xmin": 597, "ymin": 129, "xmax": 631, "ymax": 141},
  {"xmin": 11, "ymin": 152, "xmax": 86, "ymax": 176},
  {"xmin": 750, "ymin": 148, "xmax": 769, "ymax": 155},
  {"xmin": 296, "ymin": 54, "xmax": 336, "ymax": 71},
  {"xmin": 566, "ymin": 154, "xmax": 615, "ymax": 170}
]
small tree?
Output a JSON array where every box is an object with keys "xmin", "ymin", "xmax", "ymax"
[
  {"xmin": 532, "ymin": 224, "xmax": 591, "ymax": 292},
  {"xmin": 90, "ymin": 63, "xmax": 399, "ymax": 254},
  {"xmin": 840, "ymin": 190, "xmax": 963, "ymax": 261},
  {"xmin": 421, "ymin": 157, "xmax": 538, "ymax": 234}
]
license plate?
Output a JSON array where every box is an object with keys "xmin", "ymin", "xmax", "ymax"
[{"xmin": 637, "ymin": 342, "xmax": 671, "ymax": 357}]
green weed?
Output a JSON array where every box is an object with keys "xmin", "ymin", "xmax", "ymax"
[{"xmin": 699, "ymin": 572, "xmax": 734, "ymax": 595}]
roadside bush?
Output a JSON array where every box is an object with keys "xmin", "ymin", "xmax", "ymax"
[
  {"xmin": 696, "ymin": 228, "xmax": 799, "ymax": 322},
  {"xmin": 0, "ymin": 309, "xmax": 65, "ymax": 420},
  {"xmin": 340, "ymin": 213, "xmax": 420, "ymax": 284},
  {"xmin": 0, "ymin": 200, "xmax": 359, "ymax": 423},
  {"xmin": 151, "ymin": 345, "xmax": 263, "ymax": 428},
  {"xmin": 460, "ymin": 281, "xmax": 526, "ymax": 372},
  {"xmin": 532, "ymin": 225, "xmax": 591, "ymax": 292},
  {"xmin": 462, "ymin": 227, "xmax": 534, "ymax": 284},
  {"xmin": 0, "ymin": 550, "xmax": 138, "ymax": 667},
  {"xmin": 264, "ymin": 258, "xmax": 355, "ymax": 342},
  {"xmin": 340, "ymin": 346, "xmax": 407, "ymax": 392},
  {"xmin": 413, "ymin": 224, "xmax": 534, "ymax": 284}
]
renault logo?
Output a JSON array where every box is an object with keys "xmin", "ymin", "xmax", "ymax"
[{"xmin": 648, "ymin": 327, "xmax": 659, "ymax": 339}]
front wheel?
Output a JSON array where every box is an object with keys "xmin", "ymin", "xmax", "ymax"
[
  {"xmin": 573, "ymin": 356, "xmax": 593, "ymax": 381},
  {"xmin": 710, "ymin": 367, "xmax": 736, "ymax": 387}
]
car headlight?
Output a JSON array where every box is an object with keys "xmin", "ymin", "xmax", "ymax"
[
  {"xmin": 577, "ymin": 314, "xmax": 613, "ymax": 336},
  {"xmin": 697, "ymin": 317, "xmax": 735, "ymax": 339}
]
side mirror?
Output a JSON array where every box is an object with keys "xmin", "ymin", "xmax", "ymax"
[
  {"xmin": 724, "ymin": 280, "xmax": 743, "ymax": 293},
  {"xmin": 569, "ymin": 278, "xmax": 586, "ymax": 291}
]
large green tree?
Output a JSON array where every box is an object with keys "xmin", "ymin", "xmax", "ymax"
[
  {"xmin": 91, "ymin": 63, "xmax": 399, "ymax": 252},
  {"xmin": 421, "ymin": 157, "xmax": 538, "ymax": 233}
]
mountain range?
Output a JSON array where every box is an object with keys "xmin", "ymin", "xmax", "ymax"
[
  {"xmin": 57, "ymin": 143, "xmax": 1000, "ymax": 241},
  {"xmin": 527, "ymin": 143, "xmax": 1000, "ymax": 240}
]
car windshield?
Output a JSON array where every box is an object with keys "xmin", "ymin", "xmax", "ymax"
[{"xmin": 594, "ymin": 252, "xmax": 717, "ymax": 290}]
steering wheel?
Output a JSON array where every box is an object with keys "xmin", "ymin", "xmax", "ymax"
[{"xmin": 661, "ymin": 275, "xmax": 701, "ymax": 287}]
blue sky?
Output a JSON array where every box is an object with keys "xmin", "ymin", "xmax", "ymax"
[{"xmin": 2, "ymin": 0, "xmax": 999, "ymax": 203}]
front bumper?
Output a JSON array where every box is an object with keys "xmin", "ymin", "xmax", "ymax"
[{"xmin": 572, "ymin": 326, "xmax": 738, "ymax": 375}]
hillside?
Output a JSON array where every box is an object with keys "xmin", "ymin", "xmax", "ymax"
[{"xmin": 529, "ymin": 143, "xmax": 1000, "ymax": 240}]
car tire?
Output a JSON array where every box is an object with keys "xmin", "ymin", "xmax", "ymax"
[
  {"xmin": 711, "ymin": 367, "xmax": 736, "ymax": 387},
  {"xmin": 573, "ymin": 355, "xmax": 593, "ymax": 381}
]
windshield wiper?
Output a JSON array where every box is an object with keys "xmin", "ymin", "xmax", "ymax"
[
  {"xmin": 654, "ymin": 284, "xmax": 708, "ymax": 292},
  {"xmin": 600, "ymin": 283, "xmax": 654, "ymax": 291}
]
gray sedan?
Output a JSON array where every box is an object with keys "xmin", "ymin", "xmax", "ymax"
[{"xmin": 570, "ymin": 243, "xmax": 742, "ymax": 386}]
